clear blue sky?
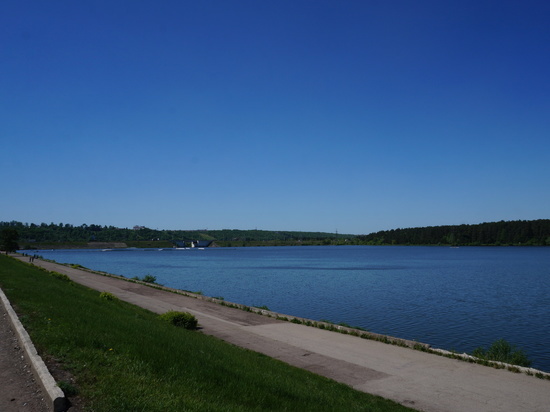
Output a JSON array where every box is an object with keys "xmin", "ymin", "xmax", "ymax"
[{"xmin": 2, "ymin": 1, "xmax": 549, "ymax": 234}]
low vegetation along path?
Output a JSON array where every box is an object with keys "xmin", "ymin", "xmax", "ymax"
[{"xmin": 18, "ymin": 256, "xmax": 549, "ymax": 412}]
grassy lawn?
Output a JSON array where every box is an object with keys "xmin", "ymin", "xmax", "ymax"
[{"xmin": 0, "ymin": 255, "xmax": 415, "ymax": 411}]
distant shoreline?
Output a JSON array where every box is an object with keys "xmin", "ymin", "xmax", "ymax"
[
  {"xmin": 20, "ymin": 242, "xmax": 550, "ymax": 251},
  {"xmin": 5, "ymin": 219, "xmax": 550, "ymax": 249}
]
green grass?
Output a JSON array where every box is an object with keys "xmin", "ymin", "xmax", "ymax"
[{"xmin": 0, "ymin": 255, "xmax": 415, "ymax": 411}]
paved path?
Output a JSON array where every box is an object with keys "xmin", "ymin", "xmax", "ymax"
[{"xmin": 16, "ymin": 256, "xmax": 550, "ymax": 412}]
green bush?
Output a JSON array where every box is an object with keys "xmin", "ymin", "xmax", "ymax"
[
  {"xmin": 99, "ymin": 291, "xmax": 119, "ymax": 301},
  {"xmin": 472, "ymin": 339, "xmax": 532, "ymax": 367},
  {"xmin": 159, "ymin": 311, "xmax": 198, "ymax": 330},
  {"xmin": 50, "ymin": 271, "xmax": 72, "ymax": 282},
  {"xmin": 131, "ymin": 274, "xmax": 159, "ymax": 284},
  {"xmin": 142, "ymin": 274, "xmax": 157, "ymax": 283}
]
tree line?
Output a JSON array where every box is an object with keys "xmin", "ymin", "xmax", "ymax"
[
  {"xmin": 0, "ymin": 221, "xmax": 347, "ymax": 248},
  {"xmin": 356, "ymin": 219, "xmax": 550, "ymax": 246},
  {"xmin": 2, "ymin": 219, "xmax": 549, "ymax": 249}
]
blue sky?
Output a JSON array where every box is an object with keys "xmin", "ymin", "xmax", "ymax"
[{"xmin": 2, "ymin": 1, "xmax": 549, "ymax": 234}]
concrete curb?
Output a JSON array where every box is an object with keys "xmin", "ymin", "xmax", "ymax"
[{"xmin": 0, "ymin": 287, "xmax": 67, "ymax": 412}]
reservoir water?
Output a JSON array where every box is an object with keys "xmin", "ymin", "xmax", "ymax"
[{"xmin": 35, "ymin": 245, "xmax": 550, "ymax": 372}]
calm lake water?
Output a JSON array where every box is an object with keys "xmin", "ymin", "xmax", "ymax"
[{"xmin": 35, "ymin": 245, "xmax": 550, "ymax": 372}]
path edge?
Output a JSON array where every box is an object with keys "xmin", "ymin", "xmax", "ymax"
[{"xmin": 0, "ymin": 287, "xmax": 67, "ymax": 412}]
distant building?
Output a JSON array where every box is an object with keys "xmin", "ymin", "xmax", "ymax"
[{"xmin": 173, "ymin": 240, "xmax": 212, "ymax": 248}]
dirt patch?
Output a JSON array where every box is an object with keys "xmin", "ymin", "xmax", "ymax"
[
  {"xmin": 41, "ymin": 355, "xmax": 84, "ymax": 412},
  {"xmin": 0, "ymin": 307, "xmax": 48, "ymax": 412}
]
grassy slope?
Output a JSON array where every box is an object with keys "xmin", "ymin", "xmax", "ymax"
[{"xmin": 0, "ymin": 255, "xmax": 415, "ymax": 412}]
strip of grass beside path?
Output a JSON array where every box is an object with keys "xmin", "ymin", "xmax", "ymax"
[{"xmin": 0, "ymin": 255, "xmax": 415, "ymax": 412}]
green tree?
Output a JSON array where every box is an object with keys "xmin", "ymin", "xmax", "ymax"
[{"xmin": 1, "ymin": 228, "xmax": 20, "ymax": 252}]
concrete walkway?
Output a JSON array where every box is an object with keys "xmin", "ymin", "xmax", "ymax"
[{"xmin": 16, "ymin": 256, "xmax": 550, "ymax": 412}]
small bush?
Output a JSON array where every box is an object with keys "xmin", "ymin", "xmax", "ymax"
[
  {"xmin": 99, "ymin": 291, "xmax": 118, "ymax": 301},
  {"xmin": 141, "ymin": 274, "xmax": 157, "ymax": 283},
  {"xmin": 472, "ymin": 338, "xmax": 532, "ymax": 367},
  {"xmin": 131, "ymin": 274, "xmax": 162, "ymax": 284},
  {"xmin": 50, "ymin": 271, "xmax": 72, "ymax": 282},
  {"xmin": 159, "ymin": 311, "xmax": 198, "ymax": 330}
]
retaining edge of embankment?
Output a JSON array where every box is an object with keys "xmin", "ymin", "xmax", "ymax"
[{"xmin": 0, "ymin": 287, "xmax": 67, "ymax": 412}]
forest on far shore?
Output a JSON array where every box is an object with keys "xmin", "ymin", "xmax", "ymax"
[
  {"xmin": 1, "ymin": 219, "xmax": 549, "ymax": 248},
  {"xmin": 356, "ymin": 219, "xmax": 550, "ymax": 246}
]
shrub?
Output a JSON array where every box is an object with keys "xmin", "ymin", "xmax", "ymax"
[
  {"xmin": 131, "ymin": 274, "xmax": 161, "ymax": 284},
  {"xmin": 472, "ymin": 338, "xmax": 532, "ymax": 367},
  {"xmin": 99, "ymin": 291, "xmax": 118, "ymax": 301},
  {"xmin": 50, "ymin": 271, "xmax": 72, "ymax": 282},
  {"xmin": 141, "ymin": 274, "xmax": 157, "ymax": 283},
  {"xmin": 159, "ymin": 311, "xmax": 198, "ymax": 330}
]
